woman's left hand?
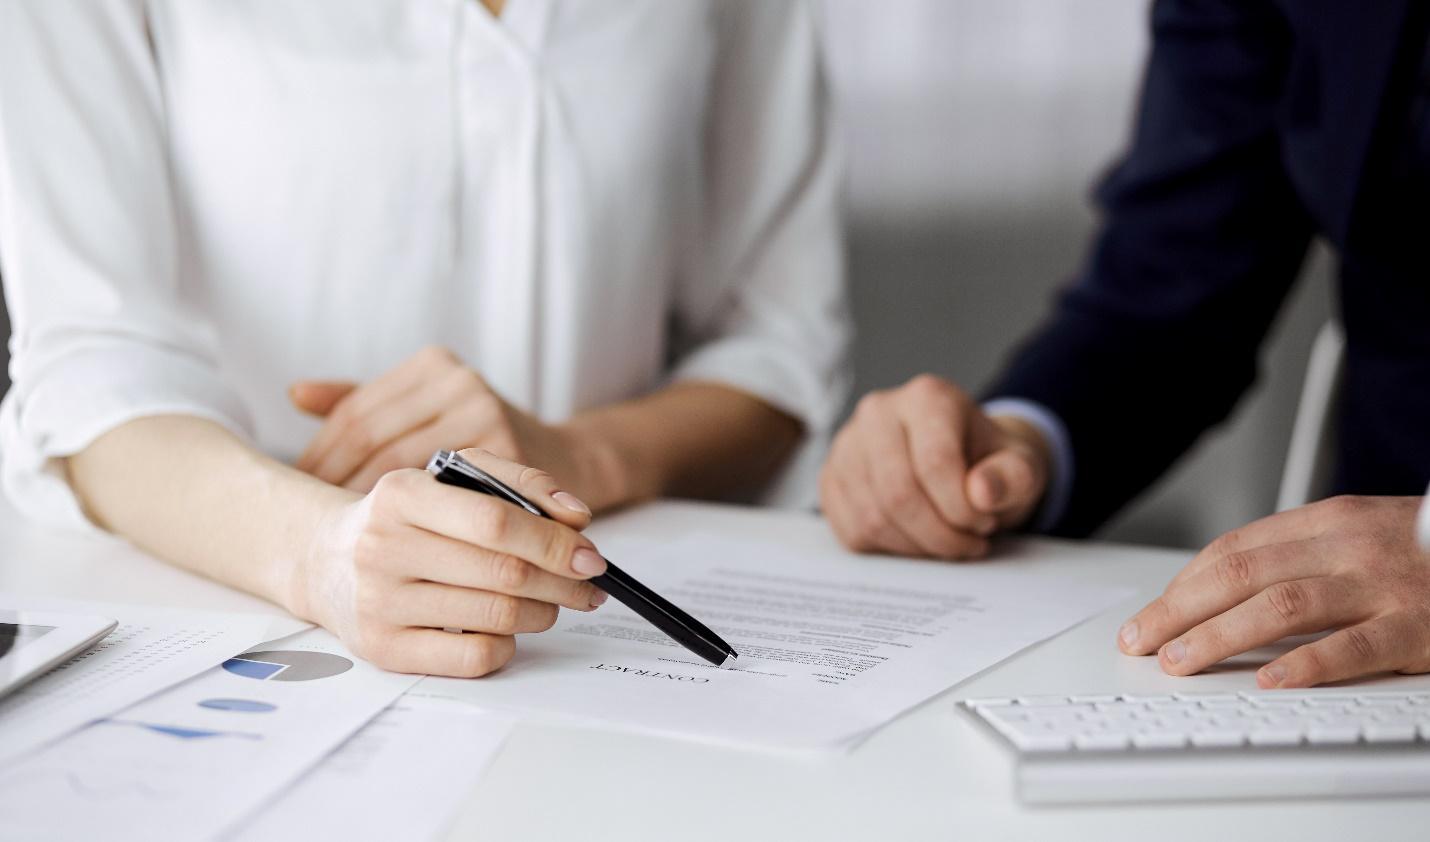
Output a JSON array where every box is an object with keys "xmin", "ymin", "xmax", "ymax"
[
  {"xmin": 291, "ymin": 346, "xmax": 594, "ymax": 499},
  {"xmin": 1117, "ymin": 495, "xmax": 1430, "ymax": 689}
]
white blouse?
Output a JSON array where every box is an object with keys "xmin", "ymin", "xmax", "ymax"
[{"xmin": 0, "ymin": 0, "xmax": 850, "ymax": 528}]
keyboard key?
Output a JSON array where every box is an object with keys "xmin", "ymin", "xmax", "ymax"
[
  {"xmin": 1074, "ymin": 732, "xmax": 1130, "ymax": 751},
  {"xmin": 1189, "ymin": 731, "xmax": 1245, "ymax": 748},
  {"xmin": 1363, "ymin": 724, "xmax": 1418, "ymax": 744},
  {"xmin": 1306, "ymin": 725, "xmax": 1361, "ymax": 745},
  {"xmin": 1132, "ymin": 732, "xmax": 1187, "ymax": 750},
  {"xmin": 965, "ymin": 697, "xmax": 1012, "ymax": 708},
  {"xmin": 1069, "ymin": 694, "xmax": 1119, "ymax": 704},
  {"xmin": 1173, "ymin": 692, "xmax": 1241, "ymax": 702},
  {"xmin": 1016, "ymin": 696, "xmax": 1072, "ymax": 706},
  {"xmin": 1247, "ymin": 729, "xmax": 1302, "ymax": 747},
  {"xmin": 1119, "ymin": 694, "xmax": 1174, "ymax": 703},
  {"xmin": 1010, "ymin": 732, "xmax": 1073, "ymax": 752}
]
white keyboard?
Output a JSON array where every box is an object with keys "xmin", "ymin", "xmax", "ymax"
[{"xmin": 962, "ymin": 690, "xmax": 1430, "ymax": 803}]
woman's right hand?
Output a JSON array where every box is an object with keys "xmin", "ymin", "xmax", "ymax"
[{"xmin": 296, "ymin": 447, "xmax": 609, "ymax": 677}]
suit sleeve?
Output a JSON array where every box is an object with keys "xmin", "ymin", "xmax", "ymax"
[{"xmin": 986, "ymin": 0, "xmax": 1316, "ymax": 537}]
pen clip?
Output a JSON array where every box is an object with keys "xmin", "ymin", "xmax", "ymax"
[{"xmin": 426, "ymin": 450, "xmax": 548, "ymax": 519}]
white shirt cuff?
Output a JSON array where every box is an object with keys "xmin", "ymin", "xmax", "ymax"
[
  {"xmin": 1419, "ymin": 483, "xmax": 1430, "ymax": 552},
  {"xmin": 982, "ymin": 398, "xmax": 1073, "ymax": 534}
]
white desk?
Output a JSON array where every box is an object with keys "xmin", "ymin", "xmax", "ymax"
[{"xmin": 3, "ymin": 498, "xmax": 1428, "ymax": 841}]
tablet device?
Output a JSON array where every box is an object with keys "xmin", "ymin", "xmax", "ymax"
[{"xmin": 0, "ymin": 608, "xmax": 117, "ymax": 700}]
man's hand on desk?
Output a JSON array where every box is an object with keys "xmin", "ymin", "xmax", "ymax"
[
  {"xmin": 818, "ymin": 374, "xmax": 1051, "ymax": 559},
  {"xmin": 297, "ymin": 448, "xmax": 608, "ymax": 677},
  {"xmin": 1118, "ymin": 495, "xmax": 1430, "ymax": 688}
]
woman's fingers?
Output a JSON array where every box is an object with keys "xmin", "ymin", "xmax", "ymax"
[
  {"xmin": 289, "ymin": 381, "xmax": 356, "ymax": 417},
  {"xmin": 309, "ymin": 366, "xmax": 482, "ymax": 485},
  {"xmin": 375, "ymin": 467, "xmax": 602, "ymax": 580},
  {"xmin": 451, "ymin": 447, "xmax": 592, "ymax": 529},
  {"xmin": 296, "ymin": 346, "xmax": 460, "ymax": 474},
  {"xmin": 391, "ymin": 529, "xmax": 605, "ymax": 610},
  {"xmin": 342, "ymin": 419, "xmax": 446, "ymax": 494},
  {"xmin": 1257, "ymin": 614, "xmax": 1423, "ymax": 689},
  {"xmin": 364, "ymin": 627, "xmax": 517, "ymax": 678},
  {"xmin": 383, "ymin": 581, "xmax": 560, "ymax": 634},
  {"xmin": 1154, "ymin": 576, "xmax": 1365, "ymax": 676},
  {"xmin": 1119, "ymin": 539, "xmax": 1330, "ymax": 655}
]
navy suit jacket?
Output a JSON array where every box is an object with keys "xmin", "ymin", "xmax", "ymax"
[{"xmin": 987, "ymin": 0, "xmax": 1430, "ymax": 537}]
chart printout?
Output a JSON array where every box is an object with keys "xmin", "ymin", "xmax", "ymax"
[{"xmin": 0, "ymin": 628, "xmax": 417, "ymax": 841}]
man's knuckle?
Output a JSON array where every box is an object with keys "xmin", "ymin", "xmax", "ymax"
[
  {"xmin": 855, "ymin": 391, "xmax": 887, "ymax": 417},
  {"xmin": 1215, "ymin": 551, "xmax": 1256, "ymax": 590},
  {"xmin": 1342, "ymin": 626, "xmax": 1378, "ymax": 662},
  {"xmin": 1325, "ymin": 495, "xmax": 1368, "ymax": 519},
  {"xmin": 1266, "ymin": 581, "xmax": 1310, "ymax": 624},
  {"xmin": 883, "ymin": 473, "xmax": 919, "ymax": 509},
  {"xmin": 1206, "ymin": 529, "xmax": 1242, "ymax": 560},
  {"xmin": 1146, "ymin": 595, "xmax": 1177, "ymax": 626}
]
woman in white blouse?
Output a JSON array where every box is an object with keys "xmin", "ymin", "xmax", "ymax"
[{"xmin": 0, "ymin": 1, "xmax": 849, "ymax": 676}]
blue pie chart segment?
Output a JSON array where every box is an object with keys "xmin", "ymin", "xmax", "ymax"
[
  {"xmin": 222, "ymin": 650, "xmax": 354, "ymax": 682},
  {"xmin": 199, "ymin": 698, "xmax": 277, "ymax": 713}
]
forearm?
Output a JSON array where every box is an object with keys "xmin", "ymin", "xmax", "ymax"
[
  {"xmin": 65, "ymin": 415, "xmax": 357, "ymax": 616},
  {"xmin": 561, "ymin": 382, "xmax": 803, "ymax": 510}
]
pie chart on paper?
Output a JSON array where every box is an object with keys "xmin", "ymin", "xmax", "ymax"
[{"xmin": 221, "ymin": 650, "xmax": 353, "ymax": 682}]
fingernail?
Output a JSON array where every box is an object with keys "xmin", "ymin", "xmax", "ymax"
[
  {"xmin": 1260, "ymin": 663, "xmax": 1286, "ymax": 687},
  {"xmin": 1164, "ymin": 639, "xmax": 1186, "ymax": 664},
  {"xmin": 553, "ymin": 491, "xmax": 591, "ymax": 516},
  {"xmin": 1119, "ymin": 621, "xmax": 1139, "ymax": 649},
  {"xmin": 572, "ymin": 547, "xmax": 607, "ymax": 576},
  {"xmin": 588, "ymin": 589, "xmax": 609, "ymax": 609}
]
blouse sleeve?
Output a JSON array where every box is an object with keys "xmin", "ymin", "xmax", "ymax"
[
  {"xmin": 669, "ymin": 0, "xmax": 853, "ymax": 508},
  {"xmin": 0, "ymin": 1, "xmax": 251, "ymax": 530}
]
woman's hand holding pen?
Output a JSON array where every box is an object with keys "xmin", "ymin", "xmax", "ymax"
[
  {"xmin": 290, "ymin": 346, "xmax": 610, "ymax": 505},
  {"xmin": 296, "ymin": 448, "xmax": 608, "ymax": 677}
]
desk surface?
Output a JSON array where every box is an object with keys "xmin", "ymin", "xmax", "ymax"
[{"xmin": 3, "ymin": 498, "xmax": 1427, "ymax": 841}]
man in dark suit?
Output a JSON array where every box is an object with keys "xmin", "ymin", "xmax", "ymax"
[{"xmin": 821, "ymin": 0, "xmax": 1430, "ymax": 688}]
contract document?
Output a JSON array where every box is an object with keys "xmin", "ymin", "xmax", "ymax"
[{"xmin": 417, "ymin": 534, "xmax": 1132, "ymax": 750}]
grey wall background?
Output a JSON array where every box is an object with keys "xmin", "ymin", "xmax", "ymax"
[{"xmin": 0, "ymin": 1, "xmax": 1334, "ymax": 550}]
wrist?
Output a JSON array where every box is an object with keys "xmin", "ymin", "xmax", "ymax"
[
  {"xmin": 556, "ymin": 416, "xmax": 652, "ymax": 512},
  {"xmin": 274, "ymin": 470, "xmax": 361, "ymax": 626}
]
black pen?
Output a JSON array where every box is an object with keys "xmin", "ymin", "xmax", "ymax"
[{"xmin": 426, "ymin": 449, "xmax": 739, "ymax": 668}]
